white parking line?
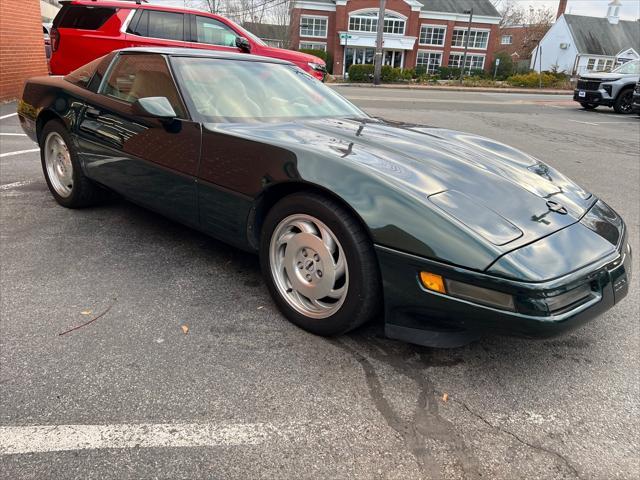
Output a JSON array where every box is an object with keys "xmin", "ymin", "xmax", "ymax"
[
  {"xmin": 0, "ymin": 148, "xmax": 39, "ymax": 158},
  {"xmin": 568, "ymin": 119, "xmax": 599, "ymax": 126},
  {"xmin": 0, "ymin": 133, "xmax": 26, "ymax": 136},
  {"xmin": 0, "ymin": 180, "xmax": 34, "ymax": 191},
  {"xmin": 0, "ymin": 112, "xmax": 17, "ymax": 120},
  {"xmin": 0, "ymin": 422, "xmax": 284, "ymax": 455}
]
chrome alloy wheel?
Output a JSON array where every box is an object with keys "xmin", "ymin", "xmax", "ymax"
[
  {"xmin": 44, "ymin": 132, "xmax": 73, "ymax": 197},
  {"xmin": 269, "ymin": 214, "xmax": 349, "ymax": 319}
]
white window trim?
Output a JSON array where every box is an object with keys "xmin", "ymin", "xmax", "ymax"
[
  {"xmin": 448, "ymin": 52, "xmax": 486, "ymax": 70},
  {"xmin": 451, "ymin": 28, "xmax": 491, "ymax": 50},
  {"xmin": 299, "ymin": 41, "xmax": 327, "ymax": 51},
  {"xmin": 349, "ymin": 8, "xmax": 408, "ymax": 21},
  {"xmin": 300, "ymin": 15, "xmax": 328, "ymax": 39},
  {"xmin": 418, "ymin": 24, "xmax": 447, "ymax": 46},
  {"xmin": 416, "ymin": 50, "xmax": 443, "ymax": 73},
  {"xmin": 348, "ymin": 10, "xmax": 407, "ymax": 36},
  {"xmin": 501, "ymin": 35, "xmax": 513, "ymax": 45}
]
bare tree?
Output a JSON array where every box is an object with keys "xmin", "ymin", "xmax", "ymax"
[{"xmin": 494, "ymin": 0, "xmax": 554, "ymax": 58}]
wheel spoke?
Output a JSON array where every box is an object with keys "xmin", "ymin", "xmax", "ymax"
[
  {"xmin": 326, "ymin": 285, "xmax": 346, "ymax": 300},
  {"xmin": 334, "ymin": 253, "xmax": 346, "ymax": 277},
  {"xmin": 319, "ymin": 226, "xmax": 337, "ymax": 254},
  {"xmin": 292, "ymin": 220, "xmax": 316, "ymax": 234}
]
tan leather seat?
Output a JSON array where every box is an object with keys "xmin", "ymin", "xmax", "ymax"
[{"xmin": 128, "ymin": 70, "xmax": 185, "ymax": 118}]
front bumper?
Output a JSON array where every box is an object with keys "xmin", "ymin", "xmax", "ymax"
[
  {"xmin": 376, "ymin": 236, "xmax": 631, "ymax": 348},
  {"xmin": 573, "ymin": 89, "xmax": 614, "ymax": 106}
]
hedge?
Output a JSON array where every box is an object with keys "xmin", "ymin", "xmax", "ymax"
[
  {"xmin": 506, "ymin": 72, "xmax": 568, "ymax": 88},
  {"xmin": 347, "ymin": 64, "xmax": 410, "ymax": 82}
]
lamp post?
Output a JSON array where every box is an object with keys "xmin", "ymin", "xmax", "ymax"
[
  {"xmin": 373, "ymin": 0, "xmax": 386, "ymax": 85},
  {"xmin": 459, "ymin": 8, "xmax": 473, "ymax": 84}
]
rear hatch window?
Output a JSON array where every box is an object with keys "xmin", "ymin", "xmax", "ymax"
[{"xmin": 54, "ymin": 5, "xmax": 117, "ymax": 30}]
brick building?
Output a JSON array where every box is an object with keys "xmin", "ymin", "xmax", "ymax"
[
  {"xmin": 290, "ymin": 0, "xmax": 501, "ymax": 76},
  {"xmin": 0, "ymin": 0, "xmax": 49, "ymax": 101}
]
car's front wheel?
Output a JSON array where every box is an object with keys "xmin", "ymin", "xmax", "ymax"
[
  {"xmin": 613, "ymin": 88, "xmax": 634, "ymax": 114},
  {"xmin": 40, "ymin": 120, "xmax": 107, "ymax": 208},
  {"xmin": 580, "ymin": 102, "xmax": 597, "ymax": 110},
  {"xmin": 260, "ymin": 193, "xmax": 381, "ymax": 336}
]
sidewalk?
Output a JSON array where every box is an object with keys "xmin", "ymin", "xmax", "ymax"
[{"xmin": 330, "ymin": 83, "xmax": 573, "ymax": 95}]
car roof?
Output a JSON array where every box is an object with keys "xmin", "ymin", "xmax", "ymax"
[
  {"xmin": 64, "ymin": 0, "xmax": 223, "ymax": 16},
  {"xmin": 118, "ymin": 47, "xmax": 293, "ymax": 66}
]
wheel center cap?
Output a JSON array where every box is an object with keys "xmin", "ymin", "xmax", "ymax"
[{"xmin": 305, "ymin": 260, "xmax": 315, "ymax": 271}]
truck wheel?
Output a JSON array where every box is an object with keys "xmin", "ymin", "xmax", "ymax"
[
  {"xmin": 580, "ymin": 103, "xmax": 597, "ymax": 110},
  {"xmin": 613, "ymin": 88, "xmax": 633, "ymax": 114}
]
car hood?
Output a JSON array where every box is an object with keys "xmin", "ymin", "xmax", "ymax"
[
  {"xmin": 579, "ymin": 72, "xmax": 635, "ymax": 80},
  {"xmin": 206, "ymin": 117, "xmax": 595, "ymax": 252},
  {"xmin": 257, "ymin": 46, "xmax": 324, "ymax": 66}
]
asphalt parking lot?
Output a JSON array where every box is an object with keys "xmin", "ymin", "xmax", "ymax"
[{"xmin": 1, "ymin": 89, "xmax": 639, "ymax": 479}]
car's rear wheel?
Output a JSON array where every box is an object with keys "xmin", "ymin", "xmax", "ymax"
[
  {"xmin": 580, "ymin": 102, "xmax": 597, "ymax": 110},
  {"xmin": 40, "ymin": 120, "xmax": 106, "ymax": 208},
  {"xmin": 613, "ymin": 88, "xmax": 634, "ymax": 114},
  {"xmin": 260, "ymin": 193, "xmax": 380, "ymax": 336}
]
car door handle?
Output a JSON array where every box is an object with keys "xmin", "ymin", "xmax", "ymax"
[{"xmin": 85, "ymin": 107, "xmax": 101, "ymax": 118}]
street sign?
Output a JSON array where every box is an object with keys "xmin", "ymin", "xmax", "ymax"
[
  {"xmin": 496, "ymin": 58, "xmax": 501, "ymax": 66},
  {"xmin": 340, "ymin": 33, "xmax": 353, "ymax": 40}
]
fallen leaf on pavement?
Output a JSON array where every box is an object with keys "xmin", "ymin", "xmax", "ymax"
[
  {"xmin": 442, "ymin": 393, "xmax": 449, "ymax": 402},
  {"xmin": 181, "ymin": 325, "xmax": 189, "ymax": 334}
]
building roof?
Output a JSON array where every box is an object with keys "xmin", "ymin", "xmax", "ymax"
[
  {"xmin": 564, "ymin": 14, "xmax": 640, "ymax": 56},
  {"xmin": 243, "ymin": 22, "xmax": 287, "ymax": 41},
  {"xmin": 293, "ymin": 0, "xmax": 500, "ymax": 17},
  {"xmin": 416, "ymin": 0, "xmax": 500, "ymax": 17}
]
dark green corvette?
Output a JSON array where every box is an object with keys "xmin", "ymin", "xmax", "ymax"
[{"xmin": 18, "ymin": 48, "xmax": 631, "ymax": 347}]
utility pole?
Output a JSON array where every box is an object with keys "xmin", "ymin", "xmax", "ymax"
[
  {"xmin": 373, "ymin": 0, "xmax": 386, "ymax": 85},
  {"xmin": 459, "ymin": 8, "xmax": 473, "ymax": 84}
]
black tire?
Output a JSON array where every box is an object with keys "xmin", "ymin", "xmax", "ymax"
[
  {"xmin": 613, "ymin": 88, "xmax": 634, "ymax": 114},
  {"xmin": 580, "ymin": 102, "xmax": 597, "ymax": 110},
  {"xmin": 260, "ymin": 192, "xmax": 381, "ymax": 336},
  {"xmin": 40, "ymin": 120, "xmax": 107, "ymax": 208}
]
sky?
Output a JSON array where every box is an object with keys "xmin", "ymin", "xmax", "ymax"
[
  {"xmin": 149, "ymin": 0, "xmax": 640, "ymax": 21},
  {"xmin": 496, "ymin": 0, "xmax": 640, "ymax": 20}
]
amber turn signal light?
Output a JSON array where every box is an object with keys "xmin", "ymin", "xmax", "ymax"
[{"xmin": 419, "ymin": 272, "xmax": 446, "ymax": 294}]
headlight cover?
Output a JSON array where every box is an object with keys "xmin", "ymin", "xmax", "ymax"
[{"xmin": 308, "ymin": 62, "xmax": 326, "ymax": 72}]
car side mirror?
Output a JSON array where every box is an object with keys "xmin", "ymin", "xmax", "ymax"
[
  {"xmin": 235, "ymin": 36, "xmax": 251, "ymax": 53},
  {"xmin": 132, "ymin": 96, "xmax": 176, "ymax": 120}
]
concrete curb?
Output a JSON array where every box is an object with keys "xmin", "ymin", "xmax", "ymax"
[{"xmin": 329, "ymin": 83, "xmax": 573, "ymax": 95}]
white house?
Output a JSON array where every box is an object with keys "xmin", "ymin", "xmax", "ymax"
[{"xmin": 530, "ymin": 0, "xmax": 639, "ymax": 75}]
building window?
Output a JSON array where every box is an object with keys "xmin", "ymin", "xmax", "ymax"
[
  {"xmin": 300, "ymin": 16, "xmax": 327, "ymax": 38},
  {"xmin": 449, "ymin": 53, "xmax": 485, "ymax": 71},
  {"xmin": 419, "ymin": 26, "xmax": 446, "ymax": 46},
  {"xmin": 299, "ymin": 42, "xmax": 327, "ymax": 51},
  {"xmin": 501, "ymin": 35, "xmax": 513, "ymax": 45},
  {"xmin": 451, "ymin": 29, "xmax": 489, "ymax": 49},
  {"xmin": 416, "ymin": 51, "xmax": 442, "ymax": 73},
  {"xmin": 587, "ymin": 58, "xmax": 613, "ymax": 71},
  {"xmin": 348, "ymin": 11, "xmax": 405, "ymax": 35}
]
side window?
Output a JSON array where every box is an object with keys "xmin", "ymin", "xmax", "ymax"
[
  {"xmin": 128, "ymin": 10, "xmax": 185, "ymax": 41},
  {"xmin": 101, "ymin": 54, "xmax": 187, "ymax": 118},
  {"xmin": 195, "ymin": 16, "xmax": 238, "ymax": 47},
  {"xmin": 64, "ymin": 57, "xmax": 104, "ymax": 89},
  {"xmin": 87, "ymin": 53, "xmax": 116, "ymax": 92},
  {"xmin": 148, "ymin": 11, "xmax": 184, "ymax": 41}
]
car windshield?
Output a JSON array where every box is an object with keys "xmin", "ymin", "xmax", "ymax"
[
  {"xmin": 171, "ymin": 57, "xmax": 367, "ymax": 122},
  {"xmin": 611, "ymin": 60, "xmax": 640, "ymax": 74}
]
